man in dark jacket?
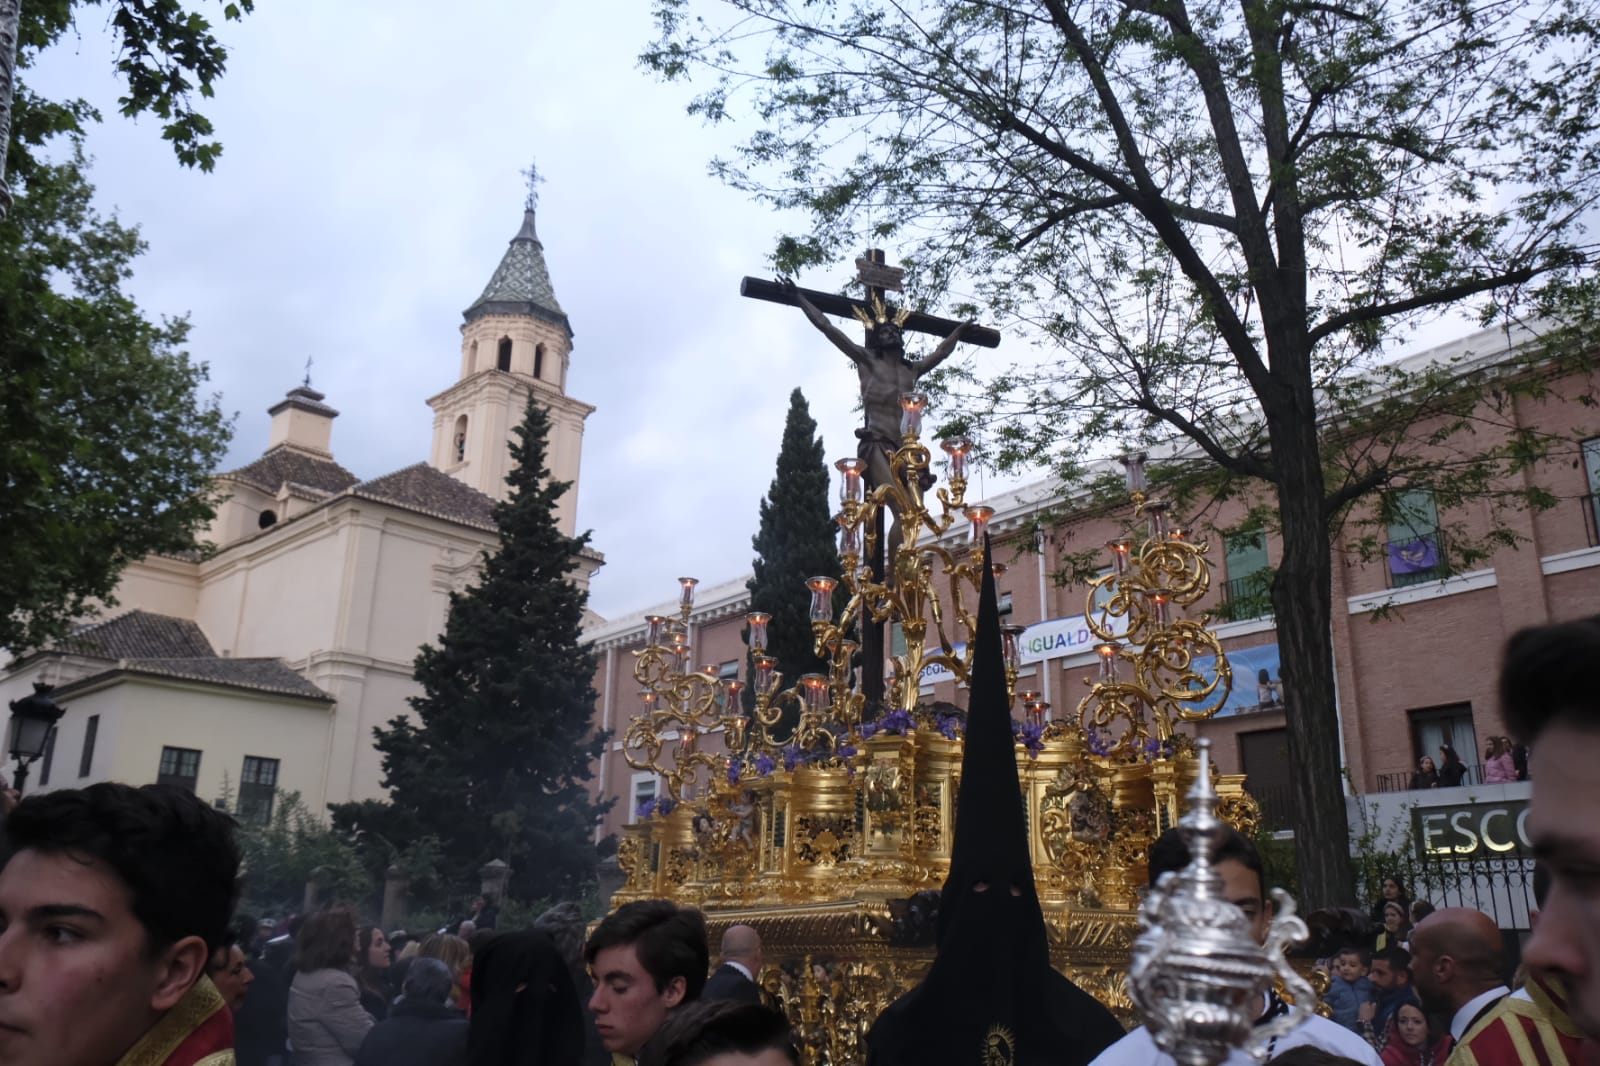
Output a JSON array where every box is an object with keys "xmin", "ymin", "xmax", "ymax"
[
  {"xmin": 701, "ymin": 925, "xmax": 763, "ymax": 1005},
  {"xmin": 354, "ymin": 958, "xmax": 468, "ymax": 1066}
]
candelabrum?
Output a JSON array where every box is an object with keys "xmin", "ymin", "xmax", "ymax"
[
  {"xmin": 623, "ymin": 392, "xmax": 1037, "ymax": 793},
  {"xmin": 1077, "ymin": 453, "xmax": 1232, "ymax": 757},
  {"xmin": 622, "ymin": 577, "xmax": 749, "ymax": 802},
  {"xmin": 1128, "ymin": 738, "xmax": 1313, "ymax": 1065}
]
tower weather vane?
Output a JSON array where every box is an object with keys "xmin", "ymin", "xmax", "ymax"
[{"xmin": 303, "ymin": 355, "xmax": 313, "ymax": 389}]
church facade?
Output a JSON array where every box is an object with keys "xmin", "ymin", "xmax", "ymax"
[{"xmin": 0, "ymin": 205, "xmax": 600, "ymax": 821}]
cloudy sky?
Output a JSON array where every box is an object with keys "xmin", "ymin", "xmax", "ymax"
[{"xmin": 28, "ymin": 0, "xmax": 1009, "ymax": 619}]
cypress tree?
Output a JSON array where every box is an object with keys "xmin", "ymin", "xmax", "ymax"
[
  {"xmin": 364, "ymin": 395, "xmax": 609, "ymax": 901},
  {"xmin": 746, "ymin": 389, "xmax": 843, "ymax": 738}
]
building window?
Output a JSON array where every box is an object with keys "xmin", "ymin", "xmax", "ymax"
[
  {"xmin": 238, "ymin": 756, "xmax": 279, "ymax": 825},
  {"xmin": 496, "ymin": 337, "xmax": 513, "ymax": 372},
  {"xmin": 1238, "ymin": 728, "xmax": 1292, "ymax": 832},
  {"xmin": 1221, "ymin": 531, "xmax": 1272, "ymax": 621},
  {"xmin": 452, "ymin": 414, "xmax": 468, "ymax": 463},
  {"xmin": 1411, "ymin": 703, "xmax": 1479, "ymax": 786},
  {"xmin": 157, "ymin": 746, "xmax": 202, "ymax": 792},
  {"xmin": 79, "ymin": 714, "xmax": 99, "ymax": 777},
  {"xmin": 1583, "ymin": 438, "xmax": 1600, "ymax": 546},
  {"xmin": 258, "ymin": 509, "xmax": 278, "ymax": 529},
  {"xmin": 717, "ymin": 661, "xmax": 739, "ymax": 681},
  {"xmin": 38, "ymin": 728, "xmax": 56, "ymax": 787},
  {"xmin": 534, "ymin": 343, "xmax": 546, "ymax": 380},
  {"xmin": 630, "ymin": 773, "xmax": 660, "ymax": 824},
  {"xmin": 1386, "ymin": 487, "xmax": 1446, "ymax": 587}
]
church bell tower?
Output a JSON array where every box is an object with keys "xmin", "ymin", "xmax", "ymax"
[{"xmin": 427, "ymin": 187, "xmax": 595, "ymax": 535}]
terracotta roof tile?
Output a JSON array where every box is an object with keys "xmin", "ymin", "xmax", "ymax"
[
  {"xmin": 65, "ymin": 611, "xmax": 215, "ymax": 659},
  {"xmin": 222, "ymin": 445, "xmax": 359, "ymax": 496},
  {"xmin": 350, "ymin": 463, "xmax": 499, "ymax": 530}
]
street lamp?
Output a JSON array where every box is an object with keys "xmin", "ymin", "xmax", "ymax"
[{"xmin": 7, "ymin": 683, "xmax": 63, "ymax": 793}]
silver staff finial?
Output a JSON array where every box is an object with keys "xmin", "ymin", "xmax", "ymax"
[{"xmin": 1127, "ymin": 738, "xmax": 1314, "ymax": 1064}]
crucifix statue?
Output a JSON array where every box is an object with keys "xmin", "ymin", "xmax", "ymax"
[{"xmin": 740, "ymin": 250, "xmax": 1001, "ymax": 713}]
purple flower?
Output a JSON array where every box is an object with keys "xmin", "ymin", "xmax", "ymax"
[
  {"xmin": 727, "ymin": 761, "xmax": 742, "ymax": 785},
  {"xmin": 837, "ymin": 743, "xmax": 858, "ymax": 759},
  {"xmin": 635, "ymin": 797, "xmax": 656, "ymax": 818},
  {"xmin": 1012, "ymin": 719, "xmax": 1045, "ymax": 758},
  {"xmin": 859, "ymin": 720, "xmax": 880, "ymax": 740},
  {"xmin": 936, "ymin": 714, "xmax": 962, "ymax": 740},
  {"xmin": 1086, "ymin": 729, "xmax": 1114, "ymax": 757},
  {"xmin": 878, "ymin": 709, "xmax": 916, "ymax": 736},
  {"xmin": 658, "ymin": 797, "xmax": 677, "ymax": 816},
  {"xmin": 753, "ymin": 752, "xmax": 776, "ymax": 777},
  {"xmin": 783, "ymin": 745, "xmax": 806, "ymax": 771}
]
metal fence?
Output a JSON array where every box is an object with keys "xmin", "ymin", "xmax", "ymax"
[{"xmin": 1373, "ymin": 762, "xmax": 1488, "ymax": 793}]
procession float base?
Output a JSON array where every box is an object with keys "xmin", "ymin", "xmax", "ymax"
[{"xmin": 612, "ymin": 732, "xmax": 1266, "ymax": 1065}]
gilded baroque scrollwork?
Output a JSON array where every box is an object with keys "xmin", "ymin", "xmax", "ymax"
[{"xmin": 795, "ymin": 814, "xmax": 855, "ymax": 866}]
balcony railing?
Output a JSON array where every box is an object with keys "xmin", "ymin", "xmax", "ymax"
[
  {"xmin": 1384, "ymin": 528, "xmax": 1449, "ymax": 588},
  {"xmin": 1374, "ymin": 762, "xmax": 1486, "ymax": 792},
  {"xmin": 1216, "ymin": 572, "xmax": 1273, "ymax": 622},
  {"xmin": 1244, "ymin": 783, "xmax": 1296, "ymax": 832}
]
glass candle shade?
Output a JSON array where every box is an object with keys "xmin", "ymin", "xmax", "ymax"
[
  {"xmin": 746, "ymin": 612, "xmax": 771, "ymax": 654},
  {"xmin": 940, "ymin": 435, "xmax": 974, "ymax": 479},
  {"xmin": 1001, "ymin": 625, "xmax": 1025, "ymax": 671},
  {"xmin": 835, "ymin": 457, "xmax": 868, "ymax": 503},
  {"xmin": 1025, "ymin": 699, "xmax": 1046, "ymax": 728},
  {"xmin": 1106, "ymin": 538, "xmax": 1135, "ymax": 575},
  {"xmin": 700, "ymin": 664, "xmax": 719, "ymax": 680},
  {"xmin": 799, "ymin": 673, "xmax": 828, "ymax": 714},
  {"xmin": 991, "ymin": 561, "xmax": 1009, "ymax": 579},
  {"xmin": 1018, "ymin": 690, "xmax": 1041, "ymax": 707},
  {"xmin": 679, "ymin": 727, "xmax": 698, "ymax": 755},
  {"xmin": 639, "ymin": 690, "xmax": 659, "ymax": 711},
  {"xmin": 678, "ymin": 576, "xmax": 699, "ymax": 609},
  {"xmin": 1150, "ymin": 588, "xmax": 1173, "ymax": 627},
  {"xmin": 837, "ymin": 514, "xmax": 861, "ymax": 557},
  {"xmin": 807, "ymin": 575, "xmax": 838, "ymax": 623},
  {"xmin": 899, "ymin": 392, "xmax": 928, "ymax": 438},
  {"xmin": 1145, "ymin": 501, "xmax": 1168, "ymax": 539},
  {"xmin": 1123, "ymin": 451, "xmax": 1148, "ymax": 493},
  {"xmin": 754, "ymin": 655, "xmax": 778, "ymax": 697},
  {"xmin": 644, "ymin": 615, "xmax": 667, "ymax": 647},
  {"xmin": 1097, "ymin": 641, "xmax": 1122, "ymax": 682},
  {"xmin": 965, "ymin": 505, "xmax": 995, "ymax": 544},
  {"xmin": 724, "ymin": 679, "xmax": 745, "ymax": 712}
]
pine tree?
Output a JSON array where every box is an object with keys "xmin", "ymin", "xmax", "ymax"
[
  {"xmin": 746, "ymin": 389, "xmax": 842, "ymax": 738},
  {"xmin": 363, "ymin": 396, "xmax": 609, "ymax": 902}
]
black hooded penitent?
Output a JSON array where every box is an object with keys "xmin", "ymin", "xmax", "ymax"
[
  {"xmin": 866, "ymin": 538, "xmax": 1124, "ymax": 1066},
  {"xmin": 465, "ymin": 929, "xmax": 585, "ymax": 1066}
]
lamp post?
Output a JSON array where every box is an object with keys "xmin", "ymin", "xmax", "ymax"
[{"xmin": 7, "ymin": 682, "xmax": 63, "ymax": 794}]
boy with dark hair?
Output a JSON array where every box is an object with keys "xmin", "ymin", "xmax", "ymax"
[
  {"xmin": 1090, "ymin": 827, "xmax": 1381, "ymax": 1066},
  {"xmin": 0, "ymin": 781, "xmax": 241, "ymax": 1066},
  {"xmin": 1501, "ymin": 614, "xmax": 1600, "ymax": 1045},
  {"xmin": 1323, "ymin": 948, "xmax": 1377, "ymax": 1033},
  {"xmin": 585, "ymin": 899, "xmax": 710, "ymax": 1065}
]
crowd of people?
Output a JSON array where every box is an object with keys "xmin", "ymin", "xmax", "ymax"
[
  {"xmin": 2, "ymin": 591, "xmax": 1598, "ymax": 1066},
  {"xmin": 1408, "ymin": 737, "xmax": 1528, "ymax": 790}
]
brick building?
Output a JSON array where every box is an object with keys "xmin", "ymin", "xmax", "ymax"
[{"xmin": 584, "ymin": 324, "xmax": 1600, "ymax": 842}]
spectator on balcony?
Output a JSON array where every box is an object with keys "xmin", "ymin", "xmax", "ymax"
[
  {"xmin": 1510, "ymin": 741, "xmax": 1530, "ymax": 781},
  {"xmin": 1436, "ymin": 745, "xmax": 1468, "ymax": 788},
  {"xmin": 1257, "ymin": 668, "xmax": 1284, "ymax": 711},
  {"xmin": 1409, "ymin": 757, "xmax": 1439, "ymax": 790},
  {"xmin": 1483, "ymin": 738, "xmax": 1517, "ymax": 785}
]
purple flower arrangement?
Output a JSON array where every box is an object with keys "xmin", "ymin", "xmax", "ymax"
[
  {"xmin": 752, "ymin": 752, "xmax": 776, "ymax": 777},
  {"xmin": 635, "ymin": 796, "xmax": 678, "ymax": 819},
  {"xmin": 935, "ymin": 712, "xmax": 963, "ymax": 740},
  {"xmin": 874, "ymin": 709, "xmax": 917, "ymax": 736},
  {"xmin": 1012, "ymin": 719, "xmax": 1045, "ymax": 758},
  {"xmin": 726, "ymin": 761, "xmax": 742, "ymax": 785}
]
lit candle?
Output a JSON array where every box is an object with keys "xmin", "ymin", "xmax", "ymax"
[
  {"xmin": 1151, "ymin": 590, "xmax": 1171, "ymax": 626},
  {"xmin": 991, "ymin": 561, "xmax": 1008, "ymax": 579},
  {"xmin": 746, "ymin": 612, "xmax": 771, "ymax": 653},
  {"xmin": 1025, "ymin": 697, "xmax": 1046, "ymax": 728},
  {"xmin": 724, "ymin": 679, "xmax": 745, "ymax": 711},
  {"xmin": 799, "ymin": 673, "xmax": 828, "ymax": 713},
  {"xmin": 965, "ymin": 504, "xmax": 995, "ymax": 544},
  {"xmin": 807, "ymin": 575, "xmax": 838, "ymax": 623},
  {"xmin": 1097, "ymin": 641, "xmax": 1122, "ymax": 682},
  {"xmin": 835, "ymin": 457, "xmax": 867, "ymax": 503},
  {"xmin": 679, "ymin": 576, "xmax": 699, "ymax": 609},
  {"xmin": 940, "ymin": 435, "xmax": 974, "ymax": 480},
  {"xmin": 754, "ymin": 655, "xmax": 778, "ymax": 696},
  {"xmin": 1106, "ymin": 538, "xmax": 1134, "ymax": 576},
  {"xmin": 899, "ymin": 392, "xmax": 928, "ymax": 439},
  {"xmin": 644, "ymin": 615, "xmax": 667, "ymax": 647},
  {"xmin": 700, "ymin": 664, "xmax": 719, "ymax": 680},
  {"xmin": 639, "ymin": 690, "xmax": 658, "ymax": 711}
]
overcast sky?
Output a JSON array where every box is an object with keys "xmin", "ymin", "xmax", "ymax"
[
  {"xmin": 27, "ymin": 0, "xmax": 985, "ymax": 620},
  {"xmin": 28, "ymin": 0, "xmax": 1485, "ymax": 622}
]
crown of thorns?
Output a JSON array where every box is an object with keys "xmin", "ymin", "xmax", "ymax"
[{"xmin": 852, "ymin": 293, "xmax": 912, "ymax": 330}]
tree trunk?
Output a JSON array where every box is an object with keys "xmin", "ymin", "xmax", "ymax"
[{"xmin": 1268, "ymin": 402, "xmax": 1356, "ymax": 909}]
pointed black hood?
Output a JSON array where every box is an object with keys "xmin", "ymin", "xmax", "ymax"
[{"xmin": 866, "ymin": 538, "xmax": 1123, "ymax": 1066}]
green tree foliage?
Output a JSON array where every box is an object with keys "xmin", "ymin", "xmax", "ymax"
[
  {"xmin": 2, "ymin": 0, "xmax": 253, "ymax": 651},
  {"xmin": 352, "ymin": 397, "xmax": 611, "ymax": 903},
  {"xmin": 745, "ymin": 388, "xmax": 842, "ymax": 737},
  {"xmin": 237, "ymin": 791, "xmax": 374, "ymax": 918},
  {"xmin": 644, "ymin": 0, "xmax": 1600, "ymax": 907}
]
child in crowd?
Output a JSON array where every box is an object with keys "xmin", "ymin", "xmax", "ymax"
[{"xmin": 1324, "ymin": 947, "xmax": 1378, "ymax": 1034}]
